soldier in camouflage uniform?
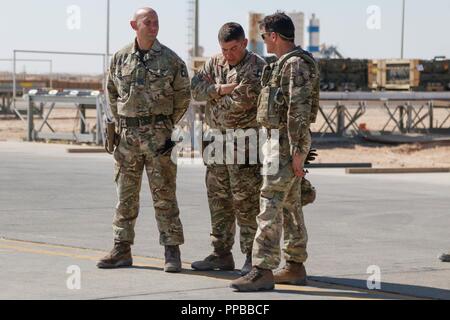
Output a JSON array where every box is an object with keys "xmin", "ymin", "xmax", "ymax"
[
  {"xmin": 190, "ymin": 23, "xmax": 266, "ymax": 275},
  {"xmin": 97, "ymin": 8, "xmax": 191, "ymax": 272},
  {"xmin": 231, "ymin": 12, "xmax": 320, "ymax": 291}
]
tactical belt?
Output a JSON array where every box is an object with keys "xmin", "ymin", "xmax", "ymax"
[{"xmin": 119, "ymin": 115, "xmax": 169, "ymax": 128}]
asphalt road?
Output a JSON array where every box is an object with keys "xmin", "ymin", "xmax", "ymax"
[{"xmin": 0, "ymin": 141, "xmax": 449, "ymax": 300}]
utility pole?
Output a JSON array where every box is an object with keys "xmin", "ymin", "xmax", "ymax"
[
  {"xmin": 401, "ymin": 0, "xmax": 406, "ymax": 59},
  {"xmin": 194, "ymin": 0, "xmax": 199, "ymax": 57},
  {"xmin": 105, "ymin": 0, "xmax": 110, "ymax": 92}
]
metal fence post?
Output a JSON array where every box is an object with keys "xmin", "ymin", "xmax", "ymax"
[
  {"xmin": 406, "ymin": 103, "xmax": 413, "ymax": 133},
  {"xmin": 399, "ymin": 105, "xmax": 405, "ymax": 133},
  {"xmin": 27, "ymin": 96, "xmax": 33, "ymax": 141},
  {"xmin": 429, "ymin": 101, "xmax": 434, "ymax": 130},
  {"xmin": 80, "ymin": 105, "xmax": 86, "ymax": 133}
]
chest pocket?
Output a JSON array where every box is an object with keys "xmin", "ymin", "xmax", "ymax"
[
  {"xmin": 145, "ymin": 67, "xmax": 175, "ymax": 116},
  {"xmin": 115, "ymin": 65, "xmax": 135, "ymax": 97},
  {"xmin": 257, "ymin": 86, "xmax": 284, "ymax": 128}
]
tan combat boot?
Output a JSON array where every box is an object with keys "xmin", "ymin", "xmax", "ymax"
[
  {"xmin": 164, "ymin": 245, "xmax": 182, "ymax": 273},
  {"xmin": 96, "ymin": 242, "xmax": 132, "ymax": 269},
  {"xmin": 240, "ymin": 253, "xmax": 252, "ymax": 276},
  {"xmin": 273, "ymin": 261, "xmax": 307, "ymax": 285},
  {"xmin": 230, "ymin": 266, "xmax": 274, "ymax": 292},
  {"xmin": 191, "ymin": 251, "xmax": 235, "ymax": 271}
]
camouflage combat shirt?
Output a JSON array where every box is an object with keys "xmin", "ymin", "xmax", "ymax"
[
  {"xmin": 107, "ymin": 39, "xmax": 191, "ymax": 125},
  {"xmin": 191, "ymin": 50, "xmax": 266, "ymax": 131},
  {"xmin": 263, "ymin": 47, "xmax": 318, "ymax": 157}
]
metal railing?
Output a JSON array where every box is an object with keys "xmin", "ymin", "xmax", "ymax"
[
  {"xmin": 26, "ymin": 90, "xmax": 106, "ymax": 145},
  {"xmin": 317, "ymin": 92, "xmax": 450, "ymax": 136}
]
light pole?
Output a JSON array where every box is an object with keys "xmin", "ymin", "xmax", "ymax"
[
  {"xmin": 106, "ymin": 0, "xmax": 110, "ymax": 67},
  {"xmin": 105, "ymin": 0, "xmax": 110, "ymax": 92},
  {"xmin": 401, "ymin": 0, "xmax": 406, "ymax": 59},
  {"xmin": 194, "ymin": 0, "xmax": 199, "ymax": 57}
]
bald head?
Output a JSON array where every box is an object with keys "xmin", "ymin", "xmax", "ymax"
[
  {"xmin": 132, "ymin": 7, "xmax": 157, "ymax": 21},
  {"xmin": 130, "ymin": 7, "xmax": 159, "ymax": 49}
]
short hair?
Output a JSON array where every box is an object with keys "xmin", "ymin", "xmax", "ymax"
[
  {"xmin": 259, "ymin": 11, "xmax": 295, "ymax": 42},
  {"xmin": 218, "ymin": 22, "xmax": 245, "ymax": 42}
]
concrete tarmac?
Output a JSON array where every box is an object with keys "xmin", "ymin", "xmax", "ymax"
[{"xmin": 0, "ymin": 141, "xmax": 449, "ymax": 300}]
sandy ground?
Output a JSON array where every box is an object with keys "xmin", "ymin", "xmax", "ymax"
[
  {"xmin": 316, "ymin": 144, "xmax": 450, "ymax": 168},
  {"xmin": 1, "ymin": 105, "xmax": 450, "ymax": 168}
]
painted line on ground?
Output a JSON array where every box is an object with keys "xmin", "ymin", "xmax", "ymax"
[{"xmin": 0, "ymin": 238, "xmax": 418, "ymax": 300}]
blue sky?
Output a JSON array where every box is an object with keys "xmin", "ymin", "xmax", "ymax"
[{"xmin": 1, "ymin": 0, "xmax": 449, "ymax": 74}]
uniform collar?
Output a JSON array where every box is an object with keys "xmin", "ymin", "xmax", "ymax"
[
  {"xmin": 132, "ymin": 38, "xmax": 162, "ymax": 56},
  {"xmin": 278, "ymin": 46, "xmax": 302, "ymax": 63}
]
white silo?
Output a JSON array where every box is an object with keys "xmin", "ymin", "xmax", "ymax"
[
  {"xmin": 308, "ymin": 13, "xmax": 320, "ymax": 56},
  {"xmin": 288, "ymin": 11, "xmax": 305, "ymax": 48}
]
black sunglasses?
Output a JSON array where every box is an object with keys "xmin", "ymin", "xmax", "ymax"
[{"xmin": 260, "ymin": 32, "xmax": 271, "ymax": 40}]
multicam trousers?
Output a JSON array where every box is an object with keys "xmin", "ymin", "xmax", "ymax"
[
  {"xmin": 206, "ymin": 163, "xmax": 262, "ymax": 255},
  {"xmin": 252, "ymin": 128, "xmax": 310, "ymax": 270},
  {"xmin": 112, "ymin": 120, "xmax": 184, "ymax": 246}
]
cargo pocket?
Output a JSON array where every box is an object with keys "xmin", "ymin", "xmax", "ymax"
[
  {"xmin": 116, "ymin": 66, "xmax": 134, "ymax": 97},
  {"xmin": 113, "ymin": 136, "xmax": 124, "ymax": 182},
  {"xmin": 148, "ymin": 74, "xmax": 175, "ymax": 115},
  {"xmin": 160, "ymin": 80, "xmax": 175, "ymax": 116},
  {"xmin": 155, "ymin": 93, "xmax": 174, "ymax": 116}
]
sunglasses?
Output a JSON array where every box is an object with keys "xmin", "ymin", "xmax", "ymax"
[{"xmin": 260, "ymin": 32, "xmax": 271, "ymax": 40}]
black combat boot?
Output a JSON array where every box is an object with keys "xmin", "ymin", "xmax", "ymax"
[
  {"xmin": 96, "ymin": 242, "xmax": 132, "ymax": 269},
  {"xmin": 439, "ymin": 253, "xmax": 450, "ymax": 262},
  {"xmin": 191, "ymin": 251, "xmax": 235, "ymax": 271},
  {"xmin": 164, "ymin": 245, "xmax": 182, "ymax": 273},
  {"xmin": 240, "ymin": 253, "xmax": 252, "ymax": 276},
  {"xmin": 230, "ymin": 266, "xmax": 274, "ymax": 292}
]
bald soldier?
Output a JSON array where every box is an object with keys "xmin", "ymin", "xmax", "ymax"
[{"xmin": 97, "ymin": 8, "xmax": 191, "ymax": 272}]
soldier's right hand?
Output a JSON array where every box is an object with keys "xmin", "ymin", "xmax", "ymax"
[{"xmin": 292, "ymin": 152, "xmax": 306, "ymax": 178}]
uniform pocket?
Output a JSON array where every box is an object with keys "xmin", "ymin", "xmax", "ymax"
[
  {"xmin": 147, "ymin": 74, "xmax": 174, "ymax": 115},
  {"xmin": 153, "ymin": 91, "xmax": 174, "ymax": 115},
  {"xmin": 116, "ymin": 66, "xmax": 134, "ymax": 96},
  {"xmin": 257, "ymin": 86, "xmax": 280, "ymax": 128}
]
